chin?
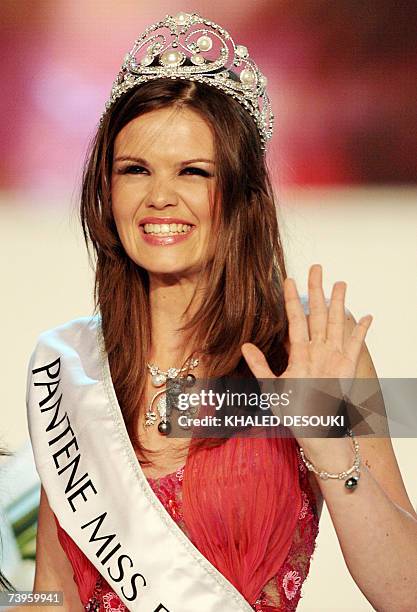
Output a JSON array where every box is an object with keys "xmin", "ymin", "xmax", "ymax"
[{"xmin": 141, "ymin": 263, "xmax": 201, "ymax": 279}]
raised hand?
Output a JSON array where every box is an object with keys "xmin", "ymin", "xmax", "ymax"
[
  {"xmin": 241, "ymin": 264, "xmax": 373, "ymax": 442},
  {"xmin": 242, "ymin": 264, "xmax": 372, "ymax": 380}
]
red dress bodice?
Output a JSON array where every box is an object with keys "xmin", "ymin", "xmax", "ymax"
[{"xmin": 54, "ymin": 445, "xmax": 319, "ymax": 611}]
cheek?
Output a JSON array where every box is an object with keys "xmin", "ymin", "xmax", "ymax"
[
  {"xmin": 181, "ymin": 183, "xmax": 214, "ymax": 224},
  {"xmin": 111, "ymin": 182, "xmax": 139, "ymax": 223},
  {"xmin": 111, "ymin": 198, "xmax": 137, "ymax": 250}
]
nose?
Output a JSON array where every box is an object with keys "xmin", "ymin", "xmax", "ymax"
[{"xmin": 145, "ymin": 176, "xmax": 178, "ymax": 210}]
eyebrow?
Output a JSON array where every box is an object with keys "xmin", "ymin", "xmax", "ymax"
[{"xmin": 113, "ymin": 155, "xmax": 215, "ymax": 165}]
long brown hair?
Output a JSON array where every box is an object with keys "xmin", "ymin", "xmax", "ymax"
[{"xmin": 80, "ymin": 79, "xmax": 289, "ymax": 464}]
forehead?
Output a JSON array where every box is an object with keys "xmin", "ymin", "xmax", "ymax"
[{"xmin": 113, "ymin": 106, "xmax": 214, "ymax": 159}]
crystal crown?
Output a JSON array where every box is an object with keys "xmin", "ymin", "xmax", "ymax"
[{"xmin": 103, "ymin": 12, "xmax": 274, "ymax": 146}]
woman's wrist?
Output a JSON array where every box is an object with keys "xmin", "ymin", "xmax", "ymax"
[{"xmin": 297, "ymin": 434, "xmax": 356, "ymax": 475}]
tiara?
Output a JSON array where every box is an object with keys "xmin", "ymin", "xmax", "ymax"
[{"xmin": 102, "ymin": 12, "xmax": 274, "ymax": 146}]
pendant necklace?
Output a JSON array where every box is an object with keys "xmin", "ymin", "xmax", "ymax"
[{"xmin": 145, "ymin": 357, "xmax": 199, "ymax": 435}]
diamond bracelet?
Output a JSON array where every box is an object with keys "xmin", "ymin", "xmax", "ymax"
[{"xmin": 299, "ymin": 430, "xmax": 361, "ymax": 490}]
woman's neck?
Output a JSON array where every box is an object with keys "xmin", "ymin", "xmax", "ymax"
[{"xmin": 148, "ymin": 274, "xmax": 204, "ymax": 369}]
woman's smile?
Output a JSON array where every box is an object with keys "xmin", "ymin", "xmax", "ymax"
[{"xmin": 138, "ymin": 216, "xmax": 196, "ymax": 246}]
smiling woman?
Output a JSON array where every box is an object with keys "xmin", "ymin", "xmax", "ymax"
[
  {"xmin": 111, "ymin": 106, "xmax": 215, "ymax": 277},
  {"xmin": 26, "ymin": 11, "xmax": 417, "ymax": 612}
]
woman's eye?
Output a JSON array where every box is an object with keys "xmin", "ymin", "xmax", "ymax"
[
  {"xmin": 119, "ymin": 165, "xmax": 148, "ymax": 175},
  {"xmin": 181, "ymin": 167, "xmax": 212, "ymax": 178},
  {"xmin": 115, "ymin": 165, "xmax": 212, "ymax": 177}
]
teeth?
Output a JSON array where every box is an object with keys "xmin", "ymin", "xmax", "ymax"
[{"xmin": 143, "ymin": 223, "xmax": 193, "ymax": 235}]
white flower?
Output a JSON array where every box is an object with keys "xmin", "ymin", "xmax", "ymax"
[
  {"xmin": 282, "ymin": 569, "xmax": 302, "ymax": 600},
  {"xmin": 103, "ymin": 592, "xmax": 127, "ymax": 611}
]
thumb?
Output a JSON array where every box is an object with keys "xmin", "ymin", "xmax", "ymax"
[{"xmin": 241, "ymin": 343, "xmax": 275, "ymax": 379}]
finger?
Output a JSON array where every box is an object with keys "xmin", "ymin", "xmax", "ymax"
[
  {"xmin": 344, "ymin": 315, "xmax": 373, "ymax": 364},
  {"xmin": 284, "ymin": 277, "xmax": 309, "ymax": 345},
  {"xmin": 308, "ymin": 264, "xmax": 328, "ymax": 341},
  {"xmin": 326, "ymin": 281, "xmax": 347, "ymax": 350},
  {"xmin": 241, "ymin": 343, "xmax": 275, "ymax": 379}
]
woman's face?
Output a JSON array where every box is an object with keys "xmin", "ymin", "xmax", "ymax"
[{"xmin": 111, "ymin": 106, "xmax": 216, "ymax": 281}]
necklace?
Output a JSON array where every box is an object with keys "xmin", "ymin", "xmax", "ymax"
[{"xmin": 145, "ymin": 357, "xmax": 199, "ymax": 435}]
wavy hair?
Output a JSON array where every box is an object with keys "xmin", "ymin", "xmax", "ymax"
[{"xmin": 80, "ymin": 79, "xmax": 289, "ymax": 464}]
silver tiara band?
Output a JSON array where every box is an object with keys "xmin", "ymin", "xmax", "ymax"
[{"xmin": 102, "ymin": 12, "xmax": 274, "ymax": 146}]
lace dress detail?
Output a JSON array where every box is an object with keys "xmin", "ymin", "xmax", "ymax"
[{"xmin": 81, "ymin": 449, "xmax": 319, "ymax": 612}]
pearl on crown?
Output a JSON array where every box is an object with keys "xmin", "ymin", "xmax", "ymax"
[
  {"xmin": 174, "ymin": 12, "xmax": 189, "ymax": 25},
  {"xmin": 197, "ymin": 35, "xmax": 213, "ymax": 52},
  {"xmin": 140, "ymin": 55, "xmax": 153, "ymax": 66},
  {"xmin": 240, "ymin": 68, "xmax": 256, "ymax": 86},
  {"xmin": 191, "ymin": 54, "xmax": 205, "ymax": 65},
  {"xmin": 160, "ymin": 50, "xmax": 184, "ymax": 67}
]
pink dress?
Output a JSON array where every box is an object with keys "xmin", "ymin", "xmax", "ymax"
[{"xmin": 55, "ymin": 446, "xmax": 319, "ymax": 611}]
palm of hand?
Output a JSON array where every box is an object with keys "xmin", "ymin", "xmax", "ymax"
[
  {"xmin": 282, "ymin": 338, "xmax": 358, "ymax": 380},
  {"xmin": 242, "ymin": 264, "xmax": 372, "ymax": 384}
]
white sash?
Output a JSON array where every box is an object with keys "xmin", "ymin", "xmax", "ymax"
[{"xmin": 26, "ymin": 315, "xmax": 253, "ymax": 612}]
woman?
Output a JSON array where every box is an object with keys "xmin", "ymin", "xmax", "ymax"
[{"xmin": 27, "ymin": 12, "xmax": 417, "ymax": 612}]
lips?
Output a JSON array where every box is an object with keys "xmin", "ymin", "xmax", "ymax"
[
  {"xmin": 139, "ymin": 217, "xmax": 195, "ymax": 226},
  {"xmin": 138, "ymin": 219, "xmax": 196, "ymax": 246}
]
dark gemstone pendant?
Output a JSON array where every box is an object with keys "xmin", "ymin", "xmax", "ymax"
[
  {"xmin": 169, "ymin": 382, "xmax": 183, "ymax": 396},
  {"xmin": 185, "ymin": 373, "xmax": 196, "ymax": 387},
  {"xmin": 158, "ymin": 420, "xmax": 172, "ymax": 435},
  {"xmin": 344, "ymin": 475, "xmax": 359, "ymax": 490}
]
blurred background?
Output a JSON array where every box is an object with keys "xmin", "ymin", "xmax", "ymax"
[
  {"xmin": 1, "ymin": 0, "xmax": 417, "ymax": 191},
  {"xmin": 0, "ymin": 1, "xmax": 416, "ymax": 611}
]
